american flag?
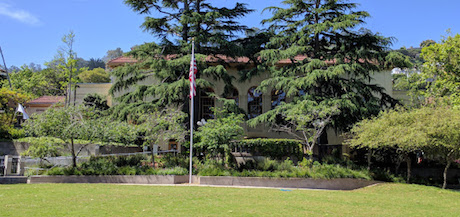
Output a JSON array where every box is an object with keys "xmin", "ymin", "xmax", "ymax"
[{"xmin": 189, "ymin": 48, "xmax": 197, "ymax": 98}]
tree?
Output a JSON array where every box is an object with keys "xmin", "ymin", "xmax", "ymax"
[
  {"xmin": 23, "ymin": 106, "xmax": 96, "ymax": 167},
  {"xmin": 23, "ymin": 108, "xmax": 140, "ymax": 168},
  {"xmin": 196, "ymin": 109, "xmax": 244, "ymax": 163},
  {"xmin": 346, "ymin": 108, "xmax": 428, "ymax": 182},
  {"xmin": 83, "ymin": 93, "xmax": 110, "ymax": 111},
  {"xmin": 54, "ymin": 31, "xmax": 86, "ymax": 106},
  {"xmin": 249, "ymin": 96, "xmax": 339, "ymax": 157},
  {"xmin": 137, "ymin": 107, "xmax": 187, "ymax": 164},
  {"xmin": 79, "ymin": 68, "xmax": 110, "ymax": 83},
  {"xmin": 103, "ymin": 48, "xmax": 123, "ymax": 63},
  {"xmin": 422, "ymin": 106, "xmax": 460, "ymax": 189},
  {"xmin": 347, "ymin": 106, "xmax": 460, "ymax": 188},
  {"xmin": 420, "ymin": 33, "xmax": 460, "ymax": 106},
  {"xmin": 0, "ymin": 88, "xmax": 32, "ymax": 138},
  {"xmin": 250, "ymin": 0, "xmax": 406, "ymax": 151},
  {"xmin": 420, "ymin": 39, "xmax": 436, "ymax": 48},
  {"xmin": 110, "ymin": 0, "xmax": 253, "ymax": 120},
  {"xmin": 1, "ymin": 66, "xmax": 49, "ymax": 97},
  {"xmin": 87, "ymin": 58, "xmax": 106, "ymax": 70}
]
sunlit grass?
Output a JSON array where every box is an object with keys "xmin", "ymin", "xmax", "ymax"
[{"xmin": 1, "ymin": 183, "xmax": 459, "ymax": 216}]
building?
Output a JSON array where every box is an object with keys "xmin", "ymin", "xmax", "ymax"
[
  {"xmin": 103, "ymin": 56, "xmax": 394, "ymax": 155},
  {"xmin": 25, "ymin": 96, "xmax": 65, "ymax": 117}
]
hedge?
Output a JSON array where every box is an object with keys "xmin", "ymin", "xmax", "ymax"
[{"xmin": 232, "ymin": 138, "xmax": 303, "ymax": 160}]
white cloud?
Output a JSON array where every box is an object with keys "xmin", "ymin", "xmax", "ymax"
[{"xmin": 0, "ymin": 3, "xmax": 41, "ymax": 26}]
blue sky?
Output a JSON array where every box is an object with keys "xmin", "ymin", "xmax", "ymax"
[{"xmin": 1, "ymin": 0, "xmax": 459, "ymax": 68}]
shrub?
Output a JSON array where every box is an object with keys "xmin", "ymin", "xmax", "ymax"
[
  {"xmin": 158, "ymin": 154, "xmax": 190, "ymax": 168},
  {"xmin": 235, "ymin": 139, "xmax": 303, "ymax": 160}
]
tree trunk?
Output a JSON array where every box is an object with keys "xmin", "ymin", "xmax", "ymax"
[
  {"xmin": 70, "ymin": 138, "xmax": 77, "ymax": 168},
  {"xmin": 367, "ymin": 149, "xmax": 372, "ymax": 171},
  {"xmin": 443, "ymin": 160, "xmax": 451, "ymax": 189},
  {"xmin": 395, "ymin": 161, "xmax": 401, "ymax": 175},
  {"xmin": 406, "ymin": 155, "xmax": 411, "ymax": 183}
]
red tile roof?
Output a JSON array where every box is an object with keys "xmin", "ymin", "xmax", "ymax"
[
  {"xmin": 26, "ymin": 96, "xmax": 65, "ymax": 105},
  {"xmin": 106, "ymin": 55, "xmax": 308, "ymax": 68},
  {"xmin": 106, "ymin": 54, "xmax": 361, "ymax": 68},
  {"xmin": 107, "ymin": 56, "xmax": 138, "ymax": 64}
]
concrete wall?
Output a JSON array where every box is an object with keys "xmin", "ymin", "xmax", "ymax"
[
  {"xmin": 199, "ymin": 176, "xmax": 380, "ymax": 190},
  {"xmin": 29, "ymin": 175, "xmax": 194, "ymax": 184},
  {"xmin": 0, "ymin": 142, "xmax": 30, "ymax": 156}
]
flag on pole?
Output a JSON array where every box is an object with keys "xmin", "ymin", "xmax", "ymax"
[
  {"xmin": 16, "ymin": 103, "xmax": 29, "ymax": 119},
  {"xmin": 189, "ymin": 48, "xmax": 197, "ymax": 98},
  {"xmin": 189, "ymin": 40, "xmax": 196, "ymax": 184}
]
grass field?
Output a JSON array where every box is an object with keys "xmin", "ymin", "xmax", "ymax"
[{"xmin": 1, "ymin": 183, "xmax": 459, "ymax": 216}]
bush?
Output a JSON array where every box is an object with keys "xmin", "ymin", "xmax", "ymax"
[
  {"xmin": 44, "ymin": 154, "xmax": 191, "ymax": 176},
  {"xmin": 197, "ymin": 157, "xmax": 371, "ymax": 180},
  {"xmin": 158, "ymin": 154, "xmax": 190, "ymax": 168},
  {"xmin": 235, "ymin": 139, "xmax": 303, "ymax": 160},
  {"xmin": 0, "ymin": 126, "xmax": 26, "ymax": 140}
]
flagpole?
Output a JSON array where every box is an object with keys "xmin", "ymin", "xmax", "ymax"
[{"xmin": 189, "ymin": 40, "xmax": 195, "ymax": 184}]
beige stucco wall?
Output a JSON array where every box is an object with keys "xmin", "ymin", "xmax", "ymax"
[
  {"xmin": 76, "ymin": 66, "xmax": 393, "ymax": 151},
  {"xmin": 73, "ymin": 83, "xmax": 113, "ymax": 106},
  {"xmin": 25, "ymin": 106, "xmax": 51, "ymax": 117}
]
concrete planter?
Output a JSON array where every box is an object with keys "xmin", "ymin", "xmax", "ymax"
[
  {"xmin": 199, "ymin": 176, "xmax": 380, "ymax": 190},
  {"xmin": 0, "ymin": 177, "xmax": 28, "ymax": 184},
  {"xmin": 29, "ymin": 175, "xmax": 195, "ymax": 184}
]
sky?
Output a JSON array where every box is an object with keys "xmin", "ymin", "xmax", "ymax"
[{"xmin": 1, "ymin": 0, "xmax": 459, "ymax": 68}]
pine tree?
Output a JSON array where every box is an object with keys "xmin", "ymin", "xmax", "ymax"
[
  {"xmin": 110, "ymin": 0, "xmax": 253, "ymax": 120},
  {"xmin": 249, "ymin": 0, "xmax": 407, "ymax": 148}
]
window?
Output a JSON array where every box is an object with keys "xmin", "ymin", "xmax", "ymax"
[
  {"xmin": 224, "ymin": 87, "xmax": 239, "ymax": 106},
  {"xmin": 248, "ymin": 86, "xmax": 262, "ymax": 118},
  {"xmin": 271, "ymin": 89, "xmax": 286, "ymax": 109},
  {"xmin": 199, "ymin": 88, "xmax": 215, "ymax": 120}
]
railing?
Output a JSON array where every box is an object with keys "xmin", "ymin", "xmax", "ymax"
[{"xmin": 3, "ymin": 150, "xmax": 180, "ymax": 176}]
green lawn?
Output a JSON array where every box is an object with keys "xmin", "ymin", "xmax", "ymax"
[{"xmin": 1, "ymin": 183, "xmax": 459, "ymax": 216}]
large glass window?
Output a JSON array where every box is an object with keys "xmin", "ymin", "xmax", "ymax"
[
  {"xmin": 248, "ymin": 86, "xmax": 262, "ymax": 118},
  {"xmin": 271, "ymin": 89, "xmax": 286, "ymax": 109},
  {"xmin": 199, "ymin": 88, "xmax": 215, "ymax": 120}
]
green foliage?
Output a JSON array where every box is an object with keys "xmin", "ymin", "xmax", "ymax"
[
  {"xmin": 1, "ymin": 66, "xmax": 53, "ymax": 97},
  {"xmin": 196, "ymin": 158, "xmax": 371, "ymax": 180},
  {"xmin": 22, "ymin": 142, "xmax": 59, "ymax": 161},
  {"xmin": 420, "ymin": 39, "xmax": 436, "ymax": 48},
  {"xmin": 347, "ymin": 106, "xmax": 460, "ymax": 188},
  {"xmin": 420, "ymin": 33, "xmax": 460, "ymax": 106},
  {"xmin": 22, "ymin": 106, "xmax": 142, "ymax": 167},
  {"xmin": 110, "ymin": 0, "xmax": 253, "ymax": 119},
  {"xmin": 157, "ymin": 154, "xmax": 191, "ymax": 169},
  {"xmin": 83, "ymin": 93, "xmax": 109, "ymax": 111},
  {"xmin": 78, "ymin": 68, "xmax": 110, "ymax": 83},
  {"xmin": 196, "ymin": 110, "xmax": 245, "ymax": 156},
  {"xmin": 250, "ymin": 0, "xmax": 403, "ymax": 147},
  {"xmin": 45, "ymin": 154, "xmax": 189, "ymax": 176},
  {"xmin": 0, "ymin": 87, "xmax": 33, "ymax": 116},
  {"xmin": 235, "ymin": 138, "xmax": 303, "ymax": 160},
  {"xmin": 394, "ymin": 46, "xmax": 424, "ymax": 66},
  {"xmin": 103, "ymin": 48, "xmax": 123, "ymax": 63},
  {"xmin": 137, "ymin": 107, "xmax": 187, "ymax": 146},
  {"xmin": 249, "ymin": 97, "xmax": 340, "ymax": 154}
]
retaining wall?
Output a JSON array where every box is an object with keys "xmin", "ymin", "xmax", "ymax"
[
  {"xmin": 199, "ymin": 176, "xmax": 380, "ymax": 190},
  {"xmin": 0, "ymin": 177, "xmax": 28, "ymax": 184},
  {"xmin": 29, "ymin": 175, "xmax": 196, "ymax": 184}
]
